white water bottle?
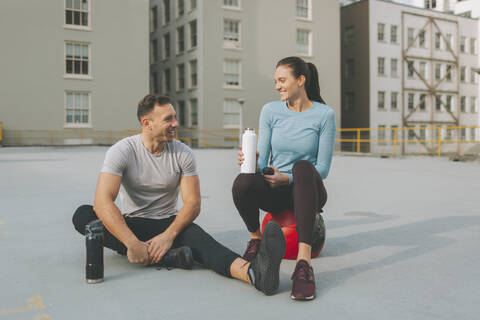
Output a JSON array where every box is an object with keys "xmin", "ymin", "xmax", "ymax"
[{"xmin": 241, "ymin": 128, "xmax": 257, "ymax": 173}]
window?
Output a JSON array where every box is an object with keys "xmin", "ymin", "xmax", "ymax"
[
  {"xmin": 224, "ymin": 20, "xmax": 240, "ymax": 48},
  {"xmin": 391, "ymin": 25, "xmax": 397, "ymax": 43},
  {"xmin": 177, "ymin": 0, "xmax": 185, "ymax": 16},
  {"xmin": 407, "ymin": 61, "xmax": 414, "ymax": 78},
  {"xmin": 224, "ymin": 59, "xmax": 240, "ymax": 87},
  {"xmin": 65, "ymin": 91, "xmax": 90, "ymax": 126},
  {"xmin": 460, "ymin": 66, "xmax": 466, "ymax": 82},
  {"xmin": 391, "ymin": 125, "xmax": 398, "ymax": 142},
  {"xmin": 177, "ymin": 100, "xmax": 186, "ymax": 126},
  {"xmin": 65, "ymin": 42, "xmax": 89, "ymax": 76},
  {"xmin": 344, "ymin": 26, "xmax": 355, "ymax": 46},
  {"xmin": 189, "ymin": 20, "xmax": 197, "ymax": 48},
  {"xmin": 460, "ymin": 36, "xmax": 466, "ymax": 52},
  {"xmin": 435, "ymin": 63, "xmax": 441, "ymax": 80},
  {"xmin": 425, "ymin": 0, "xmax": 437, "ymax": 8},
  {"xmin": 378, "ymin": 91, "xmax": 385, "ymax": 109},
  {"xmin": 223, "ymin": 99, "xmax": 241, "ymax": 128},
  {"xmin": 435, "ymin": 32, "xmax": 441, "ymax": 49},
  {"xmin": 345, "ymin": 59, "xmax": 355, "ymax": 79},
  {"xmin": 419, "ymin": 94, "xmax": 426, "ymax": 111},
  {"xmin": 471, "ymin": 68, "xmax": 477, "ymax": 83},
  {"xmin": 150, "ymin": 6, "xmax": 158, "ymax": 31},
  {"xmin": 470, "ymin": 38, "xmax": 476, "ymax": 54},
  {"xmin": 296, "ymin": 0, "xmax": 310, "ymax": 19},
  {"xmin": 408, "ymin": 28, "xmax": 415, "ymax": 46},
  {"xmin": 445, "ymin": 34, "xmax": 452, "ymax": 50},
  {"xmin": 296, "ymin": 29, "xmax": 311, "ymax": 55},
  {"xmin": 152, "ymin": 72, "xmax": 158, "ymax": 93},
  {"xmin": 461, "ymin": 96, "xmax": 466, "ymax": 113},
  {"xmin": 65, "ymin": 0, "xmax": 89, "ymax": 27},
  {"xmin": 408, "ymin": 126, "xmax": 415, "ymax": 143},
  {"xmin": 189, "ymin": 60, "xmax": 197, "ymax": 87},
  {"xmin": 471, "ymin": 128, "xmax": 477, "ymax": 141},
  {"xmin": 163, "ymin": 0, "xmax": 170, "ymax": 24},
  {"xmin": 164, "ymin": 68, "xmax": 171, "ymax": 93},
  {"xmin": 177, "ymin": 64, "xmax": 185, "ymax": 90},
  {"xmin": 391, "ymin": 92, "xmax": 398, "ymax": 110},
  {"xmin": 460, "ymin": 128, "xmax": 466, "ymax": 141},
  {"xmin": 343, "ymin": 92, "xmax": 354, "ymax": 112},
  {"xmin": 377, "ymin": 57, "xmax": 385, "ymax": 76},
  {"xmin": 419, "ymin": 61, "xmax": 426, "ymax": 79},
  {"xmin": 163, "ymin": 33, "xmax": 171, "ymax": 58},
  {"xmin": 408, "ymin": 93, "xmax": 415, "ymax": 110},
  {"xmin": 446, "ymin": 95, "xmax": 452, "ymax": 112},
  {"xmin": 471, "ymin": 97, "xmax": 478, "ymax": 113},
  {"xmin": 223, "ymin": 0, "xmax": 239, "ymax": 8},
  {"xmin": 151, "ymin": 39, "xmax": 158, "ymax": 64},
  {"xmin": 446, "ymin": 128, "xmax": 453, "ymax": 140},
  {"xmin": 446, "ymin": 64, "xmax": 452, "ymax": 81},
  {"xmin": 190, "ymin": 99, "xmax": 198, "ymax": 127},
  {"xmin": 391, "ymin": 58, "xmax": 398, "ymax": 77},
  {"xmin": 435, "ymin": 95, "xmax": 441, "ymax": 112},
  {"xmin": 378, "ymin": 125, "xmax": 386, "ymax": 143},
  {"xmin": 419, "ymin": 30, "xmax": 425, "ymax": 47},
  {"xmin": 177, "ymin": 26, "xmax": 185, "ymax": 53},
  {"xmin": 419, "ymin": 127, "xmax": 426, "ymax": 141},
  {"xmin": 378, "ymin": 23, "xmax": 385, "ymax": 42},
  {"xmin": 190, "ymin": 0, "xmax": 197, "ymax": 10}
]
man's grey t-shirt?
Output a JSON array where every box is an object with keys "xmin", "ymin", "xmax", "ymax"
[{"xmin": 101, "ymin": 134, "xmax": 198, "ymax": 219}]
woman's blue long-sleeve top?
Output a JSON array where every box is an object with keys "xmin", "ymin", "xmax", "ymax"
[{"xmin": 257, "ymin": 101, "xmax": 336, "ymax": 183}]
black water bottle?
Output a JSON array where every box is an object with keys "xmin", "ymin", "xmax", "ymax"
[{"xmin": 85, "ymin": 219, "xmax": 104, "ymax": 284}]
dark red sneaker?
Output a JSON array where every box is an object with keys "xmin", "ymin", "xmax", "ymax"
[
  {"xmin": 291, "ymin": 260, "xmax": 316, "ymax": 300},
  {"xmin": 242, "ymin": 238, "xmax": 261, "ymax": 261}
]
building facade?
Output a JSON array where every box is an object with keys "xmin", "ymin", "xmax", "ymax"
[
  {"xmin": 0, "ymin": 0, "xmax": 149, "ymax": 145},
  {"xmin": 341, "ymin": 0, "xmax": 478, "ymax": 154},
  {"xmin": 149, "ymin": 0, "xmax": 341, "ymax": 146}
]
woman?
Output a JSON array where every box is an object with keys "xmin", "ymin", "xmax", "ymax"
[{"xmin": 232, "ymin": 56, "xmax": 336, "ymax": 300}]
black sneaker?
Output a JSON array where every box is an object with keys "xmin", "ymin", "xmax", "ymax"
[
  {"xmin": 156, "ymin": 246, "xmax": 194, "ymax": 270},
  {"xmin": 249, "ymin": 222, "xmax": 286, "ymax": 296}
]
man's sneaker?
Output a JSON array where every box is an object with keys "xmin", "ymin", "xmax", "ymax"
[
  {"xmin": 242, "ymin": 238, "xmax": 261, "ymax": 261},
  {"xmin": 290, "ymin": 259, "xmax": 316, "ymax": 300},
  {"xmin": 156, "ymin": 246, "xmax": 194, "ymax": 270},
  {"xmin": 249, "ymin": 222, "xmax": 286, "ymax": 296}
]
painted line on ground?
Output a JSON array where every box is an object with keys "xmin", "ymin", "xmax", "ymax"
[{"xmin": 0, "ymin": 295, "xmax": 45, "ymax": 316}]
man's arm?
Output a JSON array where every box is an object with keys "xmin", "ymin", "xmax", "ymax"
[
  {"xmin": 146, "ymin": 174, "xmax": 201, "ymax": 263},
  {"xmin": 93, "ymin": 172, "xmax": 150, "ymax": 264}
]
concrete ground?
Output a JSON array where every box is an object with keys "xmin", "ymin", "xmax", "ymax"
[{"xmin": 0, "ymin": 146, "xmax": 479, "ymax": 320}]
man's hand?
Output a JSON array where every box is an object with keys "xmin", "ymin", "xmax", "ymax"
[
  {"xmin": 126, "ymin": 240, "xmax": 150, "ymax": 265},
  {"xmin": 263, "ymin": 166, "xmax": 289, "ymax": 188},
  {"xmin": 146, "ymin": 232, "xmax": 175, "ymax": 264}
]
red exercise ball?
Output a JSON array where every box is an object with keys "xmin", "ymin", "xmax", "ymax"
[{"xmin": 261, "ymin": 209, "xmax": 325, "ymax": 260}]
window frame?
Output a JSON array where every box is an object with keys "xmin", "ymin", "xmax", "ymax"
[
  {"xmin": 64, "ymin": 41, "xmax": 91, "ymax": 79},
  {"xmin": 296, "ymin": 0, "xmax": 312, "ymax": 21},
  {"xmin": 223, "ymin": 19, "xmax": 242, "ymax": 49},
  {"xmin": 64, "ymin": 0, "xmax": 91, "ymax": 31},
  {"xmin": 64, "ymin": 91, "xmax": 92, "ymax": 128},
  {"xmin": 223, "ymin": 59, "xmax": 242, "ymax": 88},
  {"xmin": 223, "ymin": 99, "xmax": 241, "ymax": 129},
  {"xmin": 222, "ymin": 0, "xmax": 241, "ymax": 10},
  {"xmin": 296, "ymin": 29, "xmax": 312, "ymax": 56}
]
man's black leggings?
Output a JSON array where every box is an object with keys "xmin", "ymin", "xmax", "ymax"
[
  {"xmin": 72, "ymin": 205, "xmax": 240, "ymax": 277},
  {"xmin": 232, "ymin": 160, "xmax": 327, "ymax": 245}
]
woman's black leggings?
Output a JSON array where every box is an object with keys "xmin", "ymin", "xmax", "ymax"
[
  {"xmin": 72, "ymin": 205, "xmax": 240, "ymax": 277},
  {"xmin": 232, "ymin": 160, "xmax": 327, "ymax": 245}
]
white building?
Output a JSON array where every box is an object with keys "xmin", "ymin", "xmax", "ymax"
[
  {"xmin": 341, "ymin": 0, "xmax": 478, "ymax": 154},
  {"xmin": 149, "ymin": 0, "xmax": 341, "ymax": 147}
]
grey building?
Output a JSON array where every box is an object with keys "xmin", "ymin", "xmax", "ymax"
[
  {"xmin": 341, "ymin": 0, "xmax": 479, "ymax": 154},
  {"xmin": 149, "ymin": 0, "xmax": 341, "ymax": 146},
  {"xmin": 0, "ymin": 0, "xmax": 149, "ymax": 145}
]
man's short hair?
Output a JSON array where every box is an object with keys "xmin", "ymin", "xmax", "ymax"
[{"xmin": 137, "ymin": 94, "xmax": 172, "ymax": 121}]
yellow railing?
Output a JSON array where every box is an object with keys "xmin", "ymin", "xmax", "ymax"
[
  {"xmin": 0, "ymin": 126, "xmax": 479, "ymax": 156},
  {"xmin": 0, "ymin": 122, "xmax": 3, "ymax": 145}
]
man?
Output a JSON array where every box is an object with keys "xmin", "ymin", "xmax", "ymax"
[{"xmin": 72, "ymin": 94, "xmax": 286, "ymax": 295}]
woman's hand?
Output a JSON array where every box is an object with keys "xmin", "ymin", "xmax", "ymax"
[
  {"xmin": 237, "ymin": 146, "xmax": 259, "ymax": 167},
  {"xmin": 263, "ymin": 166, "xmax": 289, "ymax": 188}
]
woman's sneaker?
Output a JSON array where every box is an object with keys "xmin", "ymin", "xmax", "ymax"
[
  {"xmin": 290, "ymin": 259, "xmax": 316, "ymax": 300},
  {"xmin": 156, "ymin": 246, "xmax": 194, "ymax": 270},
  {"xmin": 249, "ymin": 222, "xmax": 286, "ymax": 295},
  {"xmin": 242, "ymin": 238, "xmax": 261, "ymax": 261}
]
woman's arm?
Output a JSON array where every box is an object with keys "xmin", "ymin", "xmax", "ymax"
[
  {"xmin": 315, "ymin": 108, "xmax": 336, "ymax": 180},
  {"xmin": 257, "ymin": 105, "xmax": 272, "ymax": 172}
]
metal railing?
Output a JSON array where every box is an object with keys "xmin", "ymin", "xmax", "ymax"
[{"xmin": 1, "ymin": 126, "xmax": 479, "ymax": 156}]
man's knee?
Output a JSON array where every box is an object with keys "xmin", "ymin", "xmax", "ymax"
[{"xmin": 72, "ymin": 205, "xmax": 96, "ymax": 235}]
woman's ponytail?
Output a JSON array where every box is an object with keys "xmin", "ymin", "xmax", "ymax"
[{"xmin": 306, "ymin": 63, "xmax": 326, "ymax": 104}]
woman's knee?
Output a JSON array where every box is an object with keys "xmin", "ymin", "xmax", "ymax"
[
  {"xmin": 72, "ymin": 204, "xmax": 96, "ymax": 235},
  {"xmin": 292, "ymin": 160, "xmax": 316, "ymax": 182},
  {"xmin": 232, "ymin": 173, "xmax": 258, "ymax": 198}
]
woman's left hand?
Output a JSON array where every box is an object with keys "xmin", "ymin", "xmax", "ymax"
[{"xmin": 263, "ymin": 166, "xmax": 289, "ymax": 188}]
